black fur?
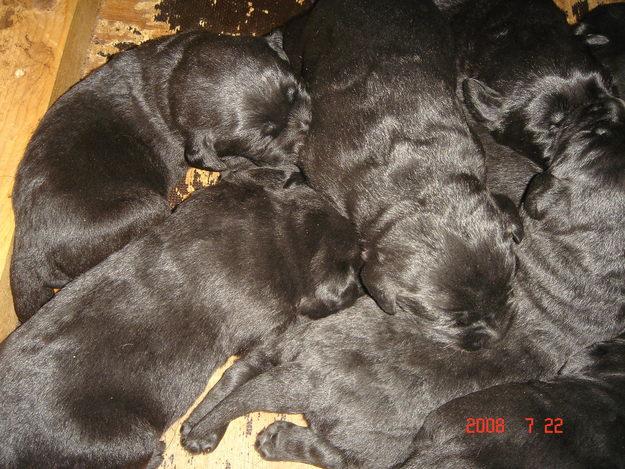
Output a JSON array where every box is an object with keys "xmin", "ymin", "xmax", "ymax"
[
  {"xmin": 0, "ymin": 167, "xmax": 362, "ymax": 467},
  {"xmin": 575, "ymin": 3, "xmax": 625, "ymax": 96},
  {"xmin": 11, "ymin": 30, "xmax": 311, "ymax": 322},
  {"xmin": 179, "ymin": 77, "xmax": 625, "ymax": 468},
  {"xmin": 407, "ymin": 331, "xmax": 625, "ymax": 468},
  {"xmin": 281, "ymin": 0, "xmax": 521, "ymax": 352},
  {"xmin": 447, "ymin": 0, "xmax": 613, "ymax": 168},
  {"xmin": 468, "ymin": 118, "xmax": 541, "ymax": 207}
]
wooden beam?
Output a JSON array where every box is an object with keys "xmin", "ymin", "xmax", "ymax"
[{"xmin": 0, "ymin": 0, "xmax": 100, "ymax": 340}]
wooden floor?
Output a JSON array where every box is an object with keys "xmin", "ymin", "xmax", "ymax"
[{"xmin": 0, "ymin": 0, "xmax": 623, "ymax": 467}]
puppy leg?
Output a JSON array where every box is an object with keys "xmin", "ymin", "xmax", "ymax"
[
  {"xmin": 181, "ymin": 364, "xmax": 307, "ymax": 454},
  {"xmin": 184, "ymin": 132, "xmax": 226, "ymax": 171},
  {"xmin": 182, "ymin": 352, "xmax": 272, "ymax": 431},
  {"xmin": 145, "ymin": 440, "xmax": 166, "ymax": 469},
  {"xmin": 256, "ymin": 421, "xmax": 347, "ymax": 469}
]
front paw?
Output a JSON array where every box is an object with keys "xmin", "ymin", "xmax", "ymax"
[
  {"xmin": 255, "ymin": 421, "xmax": 297, "ymax": 460},
  {"xmin": 180, "ymin": 422, "xmax": 228, "ymax": 454},
  {"xmin": 184, "ymin": 136, "xmax": 226, "ymax": 171}
]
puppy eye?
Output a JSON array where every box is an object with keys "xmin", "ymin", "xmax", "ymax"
[
  {"xmin": 454, "ymin": 312, "xmax": 470, "ymax": 327},
  {"xmin": 548, "ymin": 111, "xmax": 565, "ymax": 131}
]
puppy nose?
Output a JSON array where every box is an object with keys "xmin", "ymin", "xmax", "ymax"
[{"xmin": 592, "ymin": 96, "xmax": 625, "ymax": 124}]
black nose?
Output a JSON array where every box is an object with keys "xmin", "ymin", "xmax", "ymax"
[{"xmin": 590, "ymin": 96, "xmax": 625, "ymax": 124}]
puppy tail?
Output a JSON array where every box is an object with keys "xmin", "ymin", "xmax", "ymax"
[{"xmin": 10, "ymin": 255, "xmax": 54, "ymax": 323}]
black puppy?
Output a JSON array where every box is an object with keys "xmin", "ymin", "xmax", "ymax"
[
  {"xmin": 407, "ymin": 331, "xmax": 625, "ymax": 468},
  {"xmin": 0, "ymin": 167, "xmax": 361, "ymax": 467},
  {"xmin": 282, "ymin": 0, "xmax": 522, "ymax": 352},
  {"xmin": 179, "ymin": 85, "xmax": 625, "ymax": 468},
  {"xmin": 11, "ymin": 30, "xmax": 311, "ymax": 322},
  {"xmin": 445, "ymin": 0, "xmax": 614, "ymax": 168},
  {"xmin": 575, "ymin": 4, "xmax": 625, "ymax": 96}
]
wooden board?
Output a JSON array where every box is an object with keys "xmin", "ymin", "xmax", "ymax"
[{"xmin": 0, "ymin": 0, "xmax": 103, "ymax": 341}]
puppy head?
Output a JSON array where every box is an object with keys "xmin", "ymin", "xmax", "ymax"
[
  {"xmin": 459, "ymin": 0, "xmax": 612, "ymax": 164},
  {"xmin": 361, "ymin": 179, "xmax": 520, "ymax": 352},
  {"xmin": 523, "ymin": 94, "xmax": 625, "ymax": 222},
  {"xmin": 463, "ymin": 72, "xmax": 613, "ymax": 165},
  {"xmin": 296, "ymin": 208, "xmax": 364, "ymax": 319},
  {"xmin": 180, "ymin": 32, "xmax": 311, "ymax": 169}
]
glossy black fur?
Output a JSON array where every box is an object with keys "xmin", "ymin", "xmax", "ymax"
[
  {"xmin": 0, "ymin": 167, "xmax": 362, "ymax": 468},
  {"xmin": 11, "ymin": 30, "xmax": 311, "ymax": 322},
  {"xmin": 480, "ymin": 124, "xmax": 541, "ymax": 206},
  {"xmin": 407, "ymin": 331, "xmax": 625, "ymax": 468},
  {"xmin": 575, "ymin": 4, "xmax": 625, "ymax": 96},
  {"xmin": 281, "ymin": 0, "xmax": 522, "ymax": 352},
  {"xmin": 445, "ymin": 0, "xmax": 613, "ymax": 168},
  {"xmin": 179, "ymin": 83, "xmax": 625, "ymax": 469}
]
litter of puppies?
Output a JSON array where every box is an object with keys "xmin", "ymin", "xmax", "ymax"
[{"xmin": 2, "ymin": 0, "xmax": 625, "ymax": 467}]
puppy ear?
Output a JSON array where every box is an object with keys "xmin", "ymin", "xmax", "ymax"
[
  {"xmin": 462, "ymin": 78, "xmax": 504, "ymax": 132},
  {"xmin": 235, "ymin": 166, "xmax": 304, "ymax": 189},
  {"xmin": 361, "ymin": 267, "xmax": 397, "ymax": 315},
  {"xmin": 185, "ymin": 133, "xmax": 227, "ymax": 171},
  {"xmin": 297, "ymin": 268, "xmax": 363, "ymax": 319},
  {"xmin": 283, "ymin": 170, "xmax": 306, "ymax": 188},
  {"xmin": 522, "ymin": 173, "xmax": 566, "ymax": 220},
  {"xmin": 492, "ymin": 193, "xmax": 524, "ymax": 243},
  {"xmin": 265, "ymin": 30, "xmax": 290, "ymax": 63}
]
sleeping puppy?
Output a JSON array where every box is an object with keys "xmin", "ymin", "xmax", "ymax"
[
  {"xmin": 575, "ymin": 4, "xmax": 625, "ymax": 96},
  {"xmin": 11, "ymin": 30, "xmax": 311, "ymax": 322},
  {"xmin": 179, "ymin": 84, "xmax": 625, "ymax": 469},
  {"xmin": 446, "ymin": 0, "xmax": 613, "ymax": 168},
  {"xmin": 407, "ymin": 331, "xmax": 625, "ymax": 468},
  {"xmin": 0, "ymin": 167, "xmax": 361, "ymax": 468},
  {"xmin": 281, "ymin": 0, "xmax": 522, "ymax": 352}
]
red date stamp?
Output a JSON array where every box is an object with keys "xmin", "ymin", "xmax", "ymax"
[{"xmin": 465, "ymin": 417, "xmax": 564, "ymax": 434}]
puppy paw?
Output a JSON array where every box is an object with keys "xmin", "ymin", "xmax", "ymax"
[
  {"xmin": 180, "ymin": 422, "xmax": 227, "ymax": 454},
  {"xmin": 184, "ymin": 135, "xmax": 226, "ymax": 171},
  {"xmin": 255, "ymin": 421, "xmax": 298, "ymax": 460}
]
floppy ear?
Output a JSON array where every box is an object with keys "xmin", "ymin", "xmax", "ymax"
[
  {"xmin": 360, "ymin": 263, "xmax": 397, "ymax": 315},
  {"xmin": 462, "ymin": 78, "xmax": 505, "ymax": 132},
  {"xmin": 231, "ymin": 166, "xmax": 303, "ymax": 189},
  {"xmin": 522, "ymin": 172, "xmax": 566, "ymax": 220},
  {"xmin": 297, "ymin": 269, "xmax": 363, "ymax": 319},
  {"xmin": 265, "ymin": 30, "xmax": 290, "ymax": 63},
  {"xmin": 492, "ymin": 193, "xmax": 524, "ymax": 243},
  {"xmin": 185, "ymin": 132, "xmax": 226, "ymax": 171}
]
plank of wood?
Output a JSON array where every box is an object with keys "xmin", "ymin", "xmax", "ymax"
[{"xmin": 0, "ymin": 0, "xmax": 102, "ymax": 340}]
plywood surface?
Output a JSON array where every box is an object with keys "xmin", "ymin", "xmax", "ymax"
[{"xmin": 0, "ymin": 0, "xmax": 99, "ymax": 340}]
